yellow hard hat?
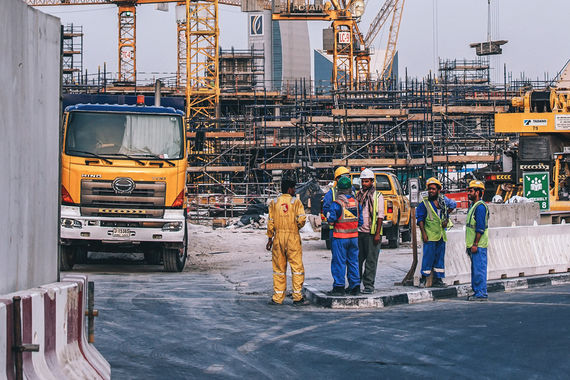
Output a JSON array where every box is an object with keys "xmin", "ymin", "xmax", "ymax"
[
  {"xmin": 468, "ymin": 180, "xmax": 485, "ymax": 190},
  {"xmin": 334, "ymin": 166, "xmax": 350, "ymax": 179},
  {"xmin": 426, "ymin": 177, "xmax": 442, "ymax": 188}
]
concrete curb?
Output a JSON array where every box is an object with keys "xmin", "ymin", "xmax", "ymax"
[{"xmin": 304, "ymin": 272, "xmax": 570, "ymax": 309}]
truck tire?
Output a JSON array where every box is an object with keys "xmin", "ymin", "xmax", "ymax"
[
  {"xmin": 163, "ymin": 225, "xmax": 188, "ymax": 272},
  {"xmin": 74, "ymin": 247, "xmax": 88, "ymax": 265},
  {"xmin": 401, "ymin": 221, "xmax": 412, "ymax": 242},
  {"xmin": 325, "ymin": 238, "xmax": 331, "ymax": 250},
  {"xmin": 60, "ymin": 246, "xmax": 75, "ymax": 271},
  {"xmin": 388, "ymin": 214, "xmax": 400, "ymax": 249}
]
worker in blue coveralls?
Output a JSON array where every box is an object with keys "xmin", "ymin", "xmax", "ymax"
[
  {"xmin": 466, "ymin": 180, "xmax": 490, "ymax": 301},
  {"xmin": 416, "ymin": 177, "xmax": 457, "ymax": 288},
  {"xmin": 322, "ymin": 166, "xmax": 351, "ymax": 250},
  {"xmin": 326, "ymin": 176, "xmax": 363, "ymax": 296}
]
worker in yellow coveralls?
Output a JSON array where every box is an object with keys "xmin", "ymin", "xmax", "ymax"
[{"xmin": 266, "ymin": 178, "xmax": 310, "ymax": 306}]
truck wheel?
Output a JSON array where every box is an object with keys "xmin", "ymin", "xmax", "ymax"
[
  {"xmin": 325, "ymin": 239, "xmax": 331, "ymax": 250},
  {"xmin": 74, "ymin": 247, "xmax": 88, "ymax": 265},
  {"xmin": 388, "ymin": 235, "xmax": 400, "ymax": 249},
  {"xmin": 60, "ymin": 246, "xmax": 75, "ymax": 271},
  {"xmin": 163, "ymin": 225, "xmax": 188, "ymax": 272},
  {"xmin": 401, "ymin": 222, "xmax": 412, "ymax": 242}
]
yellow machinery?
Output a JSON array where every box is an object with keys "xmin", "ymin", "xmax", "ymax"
[
  {"xmin": 60, "ymin": 100, "xmax": 189, "ymax": 271},
  {"xmin": 495, "ymin": 63, "xmax": 570, "ymax": 222},
  {"xmin": 272, "ymin": 0, "xmax": 405, "ymax": 90}
]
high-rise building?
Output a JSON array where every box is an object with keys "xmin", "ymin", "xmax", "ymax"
[{"xmin": 248, "ymin": 10, "xmax": 311, "ymax": 91}]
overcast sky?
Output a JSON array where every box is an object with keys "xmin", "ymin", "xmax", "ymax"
[{"xmin": 38, "ymin": 0, "xmax": 570, "ymax": 83}]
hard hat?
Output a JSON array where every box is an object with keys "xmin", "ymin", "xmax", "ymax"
[
  {"xmin": 468, "ymin": 180, "xmax": 485, "ymax": 190},
  {"xmin": 337, "ymin": 176, "xmax": 352, "ymax": 190},
  {"xmin": 334, "ymin": 166, "xmax": 350, "ymax": 179},
  {"xmin": 426, "ymin": 177, "xmax": 442, "ymax": 189},
  {"xmin": 360, "ymin": 168, "xmax": 375, "ymax": 180}
]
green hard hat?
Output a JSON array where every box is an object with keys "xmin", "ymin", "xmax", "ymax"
[{"xmin": 337, "ymin": 176, "xmax": 352, "ymax": 190}]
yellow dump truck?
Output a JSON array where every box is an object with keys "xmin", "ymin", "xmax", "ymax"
[{"xmin": 60, "ymin": 102, "xmax": 188, "ymax": 271}]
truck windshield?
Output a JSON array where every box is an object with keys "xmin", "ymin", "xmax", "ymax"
[{"xmin": 65, "ymin": 112, "xmax": 184, "ymax": 160}]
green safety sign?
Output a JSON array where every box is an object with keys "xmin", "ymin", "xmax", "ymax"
[{"xmin": 523, "ymin": 172, "xmax": 550, "ymax": 211}]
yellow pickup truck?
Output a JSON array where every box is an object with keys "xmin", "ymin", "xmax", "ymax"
[{"xmin": 351, "ymin": 169, "xmax": 412, "ymax": 248}]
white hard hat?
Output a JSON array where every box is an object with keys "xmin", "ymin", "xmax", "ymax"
[
  {"xmin": 492, "ymin": 195, "xmax": 503, "ymax": 203},
  {"xmin": 360, "ymin": 168, "xmax": 374, "ymax": 180}
]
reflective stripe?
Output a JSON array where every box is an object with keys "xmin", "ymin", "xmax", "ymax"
[
  {"xmin": 434, "ymin": 268, "xmax": 445, "ymax": 273},
  {"xmin": 292, "ymin": 290, "xmax": 302, "ymax": 293},
  {"xmin": 422, "ymin": 269, "xmax": 432, "ymax": 275},
  {"xmin": 274, "ymin": 290, "xmax": 284, "ymax": 294},
  {"xmin": 273, "ymin": 272, "xmax": 285, "ymax": 276},
  {"xmin": 292, "ymin": 272, "xmax": 304, "ymax": 275}
]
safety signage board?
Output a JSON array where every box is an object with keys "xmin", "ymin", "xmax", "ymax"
[
  {"xmin": 523, "ymin": 172, "xmax": 550, "ymax": 211},
  {"xmin": 555, "ymin": 115, "xmax": 570, "ymax": 130}
]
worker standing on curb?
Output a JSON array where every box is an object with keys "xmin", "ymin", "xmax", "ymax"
[
  {"xmin": 356, "ymin": 169, "xmax": 384, "ymax": 294},
  {"xmin": 466, "ymin": 180, "xmax": 489, "ymax": 301},
  {"xmin": 322, "ymin": 166, "xmax": 351, "ymax": 249},
  {"xmin": 266, "ymin": 178, "xmax": 310, "ymax": 306},
  {"xmin": 327, "ymin": 176, "xmax": 363, "ymax": 296},
  {"xmin": 416, "ymin": 177, "xmax": 457, "ymax": 288}
]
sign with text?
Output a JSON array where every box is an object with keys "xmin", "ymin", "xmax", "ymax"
[
  {"xmin": 523, "ymin": 172, "xmax": 550, "ymax": 211},
  {"xmin": 337, "ymin": 31, "xmax": 351, "ymax": 44}
]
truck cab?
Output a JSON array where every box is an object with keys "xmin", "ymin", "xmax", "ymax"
[{"xmin": 60, "ymin": 103, "xmax": 188, "ymax": 271}]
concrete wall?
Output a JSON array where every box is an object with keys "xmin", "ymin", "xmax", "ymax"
[
  {"xmin": 0, "ymin": 0, "xmax": 60, "ymax": 294},
  {"xmin": 450, "ymin": 202, "xmax": 540, "ymax": 228}
]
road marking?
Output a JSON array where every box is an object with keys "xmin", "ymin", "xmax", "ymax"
[
  {"xmin": 504, "ymin": 290, "xmax": 570, "ymax": 295},
  {"xmin": 238, "ymin": 313, "xmax": 370, "ymax": 354},
  {"xmin": 438, "ymin": 299, "xmax": 570, "ymax": 306}
]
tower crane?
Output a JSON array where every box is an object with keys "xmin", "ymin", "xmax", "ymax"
[
  {"xmin": 26, "ymin": 0, "xmax": 269, "ymax": 122},
  {"xmin": 272, "ymin": 0, "xmax": 404, "ymax": 90}
]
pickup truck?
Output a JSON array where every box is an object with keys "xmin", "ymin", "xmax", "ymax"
[{"xmin": 321, "ymin": 169, "xmax": 412, "ymax": 248}]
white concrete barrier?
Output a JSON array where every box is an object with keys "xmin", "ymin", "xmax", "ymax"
[
  {"xmin": 415, "ymin": 224, "xmax": 570, "ymax": 285},
  {"xmin": 0, "ymin": 277, "xmax": 110, "ymax": 379}
]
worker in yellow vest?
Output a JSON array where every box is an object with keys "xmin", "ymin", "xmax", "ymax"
[
  {"xmin": 266, "ymin": 178, "xmax": 309, "ymax": 306},
  {"xmin": 416, "ymin": 177, "xmax": 456, "ymax": 288},
  {"xmin": 466, "ymin": 180, "xmax": 489, "ymax": 301},
  {"xmin": 356, "ymin": 168, "xmax": 384, "ymax": 294}
]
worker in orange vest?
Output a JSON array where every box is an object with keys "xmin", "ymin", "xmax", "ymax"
[{"xmin": 326, "ymin": 176, "xmax": 363, "ymax": 296}]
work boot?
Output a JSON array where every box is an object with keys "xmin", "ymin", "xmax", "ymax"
[
  {"xmin": 293, "ymin": 297, "xmax": 310, "ymax": 306},
  {"xmin": 361, "ymin": 287, "xmax": 374, "ymax": 295},
  {"xmin": 432, "ymin": 278, "xmax": 447, "ymax": 288},
  {"xmin": 349, "ymin": 286, "xmax": 361, "ymax": 296},
  {"xmin": 418, "ymin": 276, "xmax": 427, "ymax": 288},
  {"xmin": 330, "ymin": 286, "xmax": 345, "ymax": 296},
  {"xmin": 268, "ymin": 299, "xmax": 282, "ymax": 306},
  {"xmin": 467, "ymin": 295, "xmax": 488, "ymax": 302}
]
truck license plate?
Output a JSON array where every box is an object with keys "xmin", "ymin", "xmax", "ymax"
[{"xmin": 112, "ymin": 228, "xmax": 131, "ymax": 237}]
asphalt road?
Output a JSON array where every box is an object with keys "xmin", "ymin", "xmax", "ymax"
[{"xmin": 83, "ymin": 267, "xmax": 570, "ymax": 379}]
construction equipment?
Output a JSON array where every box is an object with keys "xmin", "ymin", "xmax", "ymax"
[
  {"xmin": 60, "ymin": 98, "xmax": 189, "ymax": 271},
  {"xmin": 494, "ymin": 62, "xmax": 570, "ymax": 223},
  {"xmin": 272, "ymin": 0, "xmax": 404, "ymax": 90}
]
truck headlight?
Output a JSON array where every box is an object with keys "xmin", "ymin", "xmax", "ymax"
[
  {"xmin": 162, "ymin": 222, "xmax": 183, "ymax": 232},
  {"xmin": 61, "ymin": 218, "xmax": 82, "ymax": 229}
]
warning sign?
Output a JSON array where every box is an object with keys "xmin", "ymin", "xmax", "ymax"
[
  {"xmin": 555, "ymin": 115, "xmax": 570, "ymax": 130},
  {"xmin": 523, "ymin": 172, "xmax": 550, "ymax": 211}
]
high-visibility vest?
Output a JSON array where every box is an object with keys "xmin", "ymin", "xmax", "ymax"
[
  {"xmin": 333, "ymin": 195, "xmax": 359, "ymax": 239},
  {"xmin": 422, "ymin": 197, "xmax": 446, "ymax": 242},
  {"xmin": 465, "ymin": 200, "xmax": 489, "ymax": 248},
  {"xmin": 357, "ymin": 190, "xmax": 383, "ymax": 236}
]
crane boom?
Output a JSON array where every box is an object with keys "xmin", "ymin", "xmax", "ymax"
[
  {"xmin": 380, "ymin": 0, "xmax": 404, "ymax": 82},
  {"xmin": 26, "ymin": 0, "xmax": 261, "ymax": 7},
  {"xmin": 364, "ymin": 0, "xmax": 394, "ymax": 46}
]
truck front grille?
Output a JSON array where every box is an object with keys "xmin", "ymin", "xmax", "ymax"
[{"xmin": 80, "ymin": 180, "xmax": 166, "ymax": 218}]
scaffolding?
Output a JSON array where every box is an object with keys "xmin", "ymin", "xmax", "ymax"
[
  {"xmin": 62, "ymin": 24, "xmax": 83, "ymax": 85},
  {"xmin": 219, "ymin": 48, "xmax": 265, "ymax": 93}
]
